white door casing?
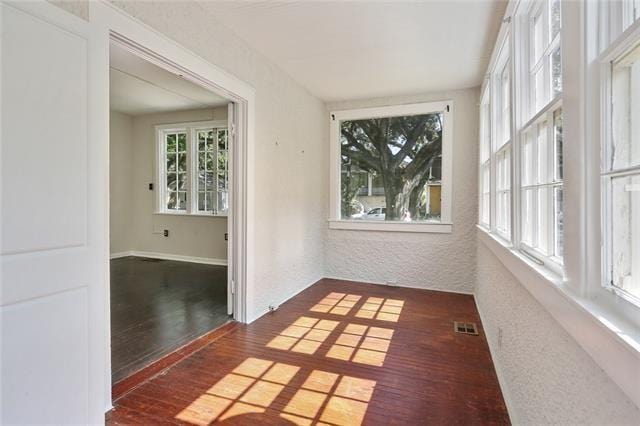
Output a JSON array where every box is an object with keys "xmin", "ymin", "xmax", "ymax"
[{"xmin": 1, "ymin": 1, "xmax": 107, "ymax": 424}]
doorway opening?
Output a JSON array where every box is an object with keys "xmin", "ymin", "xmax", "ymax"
[{"xmin": 108, "ymin": 40, "xmax": 235, "ymax": 385}]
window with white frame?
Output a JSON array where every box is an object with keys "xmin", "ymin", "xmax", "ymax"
[
  {"xmin": 519, "ymin": 0, "xmax": 564, "ymax": 267},
  {"xmin": 157, "ymin": 121, "xmax": 229, "ymax": 216},
  {"xmin": 479, "ymin": 86, "xmax": 492, "ymax": 228},
  {"xmin": 493, "ymin": 43, "xmax": 512, "ymax": 238},
  {"xmin": 329, "ymin": 101, "xmax": 452, "ymax": 231},
  {"xmin": 602, "ymin": 36, "xmax": 640, "ymax": 303}
]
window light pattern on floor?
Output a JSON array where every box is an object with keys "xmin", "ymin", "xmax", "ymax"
[
  {"xmin": 326, "ymin": 324, "xmax": 394, "ymax": 367},
  {"xmin": 267, "ymin": 316, "xmax": 339, "ymax": 355},
  {"xmin": 280, "ymin": 370, "xmax": 376, "ymax": 426},
  {"xmin": 355, "ymin": 297, "xmax": 404, "ymax": 322},
  {"xmin": 175, "ymin": 357, "xmax": 377, "ymax": 426},
  {"xmin": 310, "ymin": 292, "xmax": 362, "ymax": 315},
  {"xmin": 175, "ymin": 357, "xmax": 299, "ymax": 425}
]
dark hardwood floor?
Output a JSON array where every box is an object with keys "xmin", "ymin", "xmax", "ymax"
[
  {"xmin": 110, "ymin": 256, "xmax": 230, "ymax": 383},
  {"xmin": 107, "ymin": 278, "xmax": 510, "ymax": 425}
]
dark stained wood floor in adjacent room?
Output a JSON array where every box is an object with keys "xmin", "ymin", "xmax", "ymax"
[
  {"xmin": 107, "ymin": 278, "xmax": 510, "ymax": 425},
  {"xmin": 110, "ymin": 257, "xmax": 230, "ymax": 383}
]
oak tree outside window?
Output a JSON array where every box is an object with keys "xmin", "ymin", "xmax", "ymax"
[
  {"xmin": 330, "ymin": 102, "xmax": 452, "ymax": 232},
  {"xmin": 157, "ymin": 121, "xmax": 229, "ymax": 216}
]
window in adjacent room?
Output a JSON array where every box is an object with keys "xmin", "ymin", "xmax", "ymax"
[{"xmin": 157, "ymin": 120, "xmax": 229, "ymax": 216}]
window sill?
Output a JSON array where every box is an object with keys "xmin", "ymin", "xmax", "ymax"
[
  {"xmin": 153, "ymin": 212, "xmax": 228, "ymax": 218},
  {"xmin": 328, "ymin": 219, "xmax": 452, "ymax": 233},
  {"xmin": 477, "ymin": 226, "xmax": 640, "ymax": 407}
]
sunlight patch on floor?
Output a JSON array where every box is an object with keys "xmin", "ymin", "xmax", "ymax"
[
  {"xmin": 326, "ymin": 324, "xmax": 395, "ymax": 367},
  {"xmin": 310, "ymin": 292, "xmax": 362, "ymax": 315},
  {"xmin": 267, "ymin": 316, "xmax": 339, "ymax": 355},
  {"xmin": 355, "ymin": 297, "xmax": 404, "ymax": 322}
]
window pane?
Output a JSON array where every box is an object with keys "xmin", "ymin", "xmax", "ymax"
[
  {"xmin": 534, "ymin": 66, "xmax": 545, "ymax": 112},
  {"xmin": 199, "ymin": 152, "xmax": 206, "ymax": 171},
  {"xmin": 166, "ymin": 134, "xmax": 176, "ymax": 153},
  {"xmin": 218, "ymin": 172, "xmax": 226, "ymax": 191},
  {"xmin": 167, "ymin": 191, "xmax": 177, "ymax": 210},
  {"xmin": 167, "ymin": 173, "xmax": 177, "ymax": 191},
  {"xmin": 554, "ymin": 109, "xmax": 563, "ymax": 180},
  {"xmin": 554, "ymin": 186, "xmax": 564, "ymax": 257},
  {"xmin": 551, "ymin": 47, "xmax": 562, "ymax": 97},
  {"xmin": 178, "ymin": 191, "xmax": 187, "ymax": 210},
  {"xmin": 198, "ymin": 131, "xmax": 207, "ymax": 151},
  {"xmin": 218, "ymin": 129, "xmax": 227, "ymax": 151},
  {"xmin": 534, "ymin": 11, "xmax": 545, "ymax": 63},
  {"xmin": 522, "ymin": 130, "xmax": 534, "ymax": 186},
  {"xmin": 502, "ymin": 63, "xmax": 511, "ymax": 143},
  {"xmin": 206, "ymin": 171, "xmax": 214, "ymax": 191},
  {"xmin": 206, "ymin": 151, "xmax": 214, "ymax": 171},
  {"xmin": 218, "ymin": 191, "xmax": 228, "ymax": 212},
  {"xmin": 218, "ymin": 150, "xmax": 227, "ymax": 171},
  {"xmin": 610, "ymin": 174, "xmax": 640, "ymax": 300},
  {"xmin": 340, "ymin": 112, "xmax": 443, "ymax": 221},
  {"xmin": 537, "ymin": 186, "xmax": 550, "ymax": 254},
  {"xmin": 537, "ymin": 121, "xmax": 549, "ymax": 183},
  {"xmin": 550, "ymin": 0, "xmax": 561, "ymax": 40},
  {"xmin": 178, "ymin": 172, "xmax": 187, "ymax": 190},
  {"xmin": 207, "ymin": 130, "xmax": 215, "ymax": 150},
  {"xmin": 611, "ymin": 41, "xmax": 640, "ymax": 170},
  {"xmin": 522, "ymin": 188, "xmax": 535, "ymax": 245},
  {"xmin": 177, "ymin": 133, "xmax": 187, "ymax": 152},
  {"xmin": 178, "ymin": 153, "xmax": 187, "ymax": 172},
  {"xmin": 167, "ymin": 153, "xmax": 176, "ymax": 172}
]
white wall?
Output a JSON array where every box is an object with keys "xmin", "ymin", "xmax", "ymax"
[
  {"xmin": 105, "ymin": 1, "xmax": 328, "ymax": 319},
  {"xmin": 325, "ymin": 89, "xmax": 479, "ymax": 294},
  {"xmin": 109, "ymin": 110, "xmax": 133, "ymax": 254},
  {"xmin": 476, "ymin": 246, "xmax": 640, "ymax": 424}
]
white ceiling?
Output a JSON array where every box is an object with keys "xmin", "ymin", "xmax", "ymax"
[
  {"xmin": 198, "ymin": 1, "xmax": 507, "ymax": 102},
  {"xmin": 109, "ymin": 43, "xmax": 229, "ymax": 115}
]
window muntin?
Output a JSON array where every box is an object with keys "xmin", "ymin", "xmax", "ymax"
[
  {"xmin": 603, "ymin": 40, "xmax": 640, "ymax": 303},
  {"xmin": 479, "ymin": 87, "xmax": 491, "ymax": 228},
  {"xmin": 157, "ymin": 121, "xmax": 229, "ymax": 216},
  {"xmin": 496, "ymin": 145, "xmax": 511, "ymax": 237},
  {"xmin": 339, "ymin": 111, "xmax": 444, "ymax": 222}
]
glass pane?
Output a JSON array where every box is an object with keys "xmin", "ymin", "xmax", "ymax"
[
  {"xmin": 167, "ymin": 173, "xmax": 177, "ymax": 191},
  {"xmin": 178, "ymin": 172, "xmax": 187, "ymax": 190},
  {"xmin": 198, "ymin": 192, "xmax": 206, "ymax": 211},
  {"xmin": 207, "ymin": 191, "xmax": 214, "ymax": 211},
  {"xmin": 178, "ymin": 153, "xmax": 187, "ymax": 172},
  {"xmin": 199, "ymin": 152, "xmax": 206, "ymax": 171},
  {"xmin": 550, "ymin": 0, "xmax": 561, "ymax": 40},
  {"xmin": 198, "ymin": 171, "xmax": 206, "ymax": 191},
  {"xmin": 522, "ymin": 188, "xmax": 536, "ymax": 245},
  {"xmin": 217, "ymin": 191, "xmax": 228, "ymax": 213},
  {"xmin": 167, "ymin": 191, "xmax": 177, "ymax": 210},
  {"xmin": 166, "ymin": 153, "xmax": 176, "ymax": 172},
  {"xmin": 205, "ymin": 171, "xmax": 214, "ymax": 191},
  {"xmin": 218, "ymin": 150, "xmax": 227, "ymax": 171},
  {"xmin": 554, "ymin": 109, "xmax": 563, "ymax": 181},
  {"xmin": 502, "ymin": 63, "xmax": 511, "ymax": 143},
  {"xmin": 206, "ymin": 151, "xmax": 214, "ymax": 171},
  {"xmin": 207, "ymin": 130, "xmax": 215, "ymax": 150},
  {"xmin": 551, "ymin": 47, "xmax": 562, "ymax": 97},
  {"xmin": 534, "ymin": 66, "xmax": 545, "ymax": 112},
  {"xmin": 611, "ymin": 41, "xmax": 640, "ymax": 170},
  {"xmin": 610, "ymin": 175, "xmax": 640, "ymax": 299},
  {"xmin": 218, "ymin": 172, "xmax": 227, "ymax": 191},
  {"xmin": 537, "ymin": 186, "xmax": 550, "ymax": 254},
  {"xmin": 537, "ymin": 121, "xmax": 549, "ymax": 184},
  {"xmin": 166, "ymin": 134, "xmax": 176, "ymax": 153},
  {"xmin": 534, "ymin": 11, "xmax": 545, "ymax": 63},
  {"xmin": 554, "ymin": 186, "xmax": 564, "ymax": 258},
  {"xmin": 178, "ymin": 192, "xmax": 187, "ymax": 210},
  {"xmin": 218, "ymin": 129, "xmax": 227, "ymax": 151},
  {"xmin": 522, "ymin": 130, "xmax": 534, "ymax": 186},
  {"xmin": 177, "ymin": 133, "xmax": 187, "ymax": 152},
  {"xmin": 198, "ymin": 131, "xmax": 207, "ymax": 151},
  {"xmin": 340, "ymin": 112, "xmax": 443, "ymax": 221}
]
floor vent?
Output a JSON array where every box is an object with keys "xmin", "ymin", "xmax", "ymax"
[{"xmin": 454, "ymin": 321, "xmax": 478, "ymax": 335}]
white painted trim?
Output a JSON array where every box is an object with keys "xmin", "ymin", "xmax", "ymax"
[
  {"xmin": 328, "ymin": 220, "xmax": 452, "ymax": 233},
  {"xmin": 329, "ymin": 100, "xmax": 453, "ymax": 227},
  {"xmin": 478, "ymin": 227, "xmax": 640, "ymax": 408},
  {"xmin": 91, "ymin": 0, "xmax": 255, "ymax": 411},
  {"xmin": 109, "ymin": 250, "xmax": 227, "ymax": 266}
]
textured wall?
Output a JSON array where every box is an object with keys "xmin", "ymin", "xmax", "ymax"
[
  {"xmin": 476, "ymin": 244, "xmax": 640, "ymax": 425},
  {"xmin": 325, "ymin": 89, "xmax": 479, "ymax": 294},
  {"xmin": 107, "ymin": 1, "xmax": 328, "ymax": 320}
]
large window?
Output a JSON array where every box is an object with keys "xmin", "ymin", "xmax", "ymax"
[
  {"xmin": 479, "ymin": 87, "xmax": 491, "ymax": 228},
  {"xmin": 157, "ymin": 121, "xmax": 229, "ymax": 216},
  {"xmin": 603, "ymin": 38, "xmax": 640, "ymax": 303},
  {"xmin": 493, "ymin": 42, "xmax": 512, "ymax": 239},
  {"xmin": 329, "ymin": 102, "xmax": 452, "ymax": 232}
]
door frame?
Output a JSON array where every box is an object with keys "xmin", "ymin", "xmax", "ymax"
[{"xmin": 90, "ymin": 1, "xmax": 254, "ymax": 411}]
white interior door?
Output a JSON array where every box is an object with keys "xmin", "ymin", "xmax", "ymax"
[{"xmin": 1, "ymin": 1, "xmax": 105, "ymax": 423}]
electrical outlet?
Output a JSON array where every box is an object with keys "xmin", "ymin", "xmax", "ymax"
[
  {"xmin": 163, "ymin": 229, "xmax": 169, "ymax": 237},
  {"xmin": 148, "ymin": 183, "xmax": 153, "ymax": 190},
  {"xmin": 224, "ymin": 233, "xmax": 228, "ymax": 241},
  {"xmin": 498, "ymin": 327, "xmax": 503, "ymax": 349},
  {"xmin": 268, "ymin": 305, "xmax": 278, "ymax": 312}
]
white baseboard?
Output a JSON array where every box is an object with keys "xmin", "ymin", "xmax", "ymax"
[
  {"xmin": 323, "ymin": 275, "xmax": 475, "ymax": 295},
  {"xmin": 109, "ymin": 250, "xmax": 227, "ymax": 266}
]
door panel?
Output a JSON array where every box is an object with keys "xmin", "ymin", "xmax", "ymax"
[{"xmin": 1, "ymin": 2, "xmax": 99, "ymax": 423}]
